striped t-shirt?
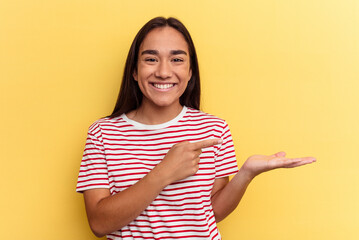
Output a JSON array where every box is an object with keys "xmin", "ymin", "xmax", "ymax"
[{"xmin": 76, "ymin": 106, "xmax": 239, "ymax": 239}]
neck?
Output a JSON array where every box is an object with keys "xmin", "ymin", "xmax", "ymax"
[{"xmin": 127, "ymin": 101, "xmax": 183, "ymax": 125}]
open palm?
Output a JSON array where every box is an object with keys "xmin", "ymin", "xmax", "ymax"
[{"xmin": 241, "ymin": 151, "xmax": 316, "ymax": 178}]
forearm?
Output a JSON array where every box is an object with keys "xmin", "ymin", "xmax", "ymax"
[
  {"xmin": 86, "ymin": 167, "xmax": 169, "ymax": 237},
  {"xmin": 211, "ymin": 167, "xmax": 254, "ymax": 222},
  {"xmin": 85, "ymin": 139, "xmax": 223, "ymax": 237},
  {"xmin": 211, "ymin": 152, "xmax": 316, "ymax": 222}
]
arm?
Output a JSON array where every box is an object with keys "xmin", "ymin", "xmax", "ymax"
[
  {"xmin": 83, "ymin": 139, "xmax": 222, "ymax": 237},
  {"xmin": 211, "ymin": 169, "xmax": 253, "ymax": 222},
  {"xmin": 211, "ymin": 151, "xmax": 316, "ymax": 222},
  {"xmin": 83, "ymin": 167, "xmax": 168, "ymax": 237}
]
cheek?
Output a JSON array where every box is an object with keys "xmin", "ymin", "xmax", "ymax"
[
  {"xmin": 137, "ymin": 66, "xmax": 153, "ymax": 81},
  {"xmin": 177, "ymin": 66, "xmax": 191, "ymax": 81},
  {"xmin": 136, "ymin": 79, "xmax": 148, "ymax": 94}
]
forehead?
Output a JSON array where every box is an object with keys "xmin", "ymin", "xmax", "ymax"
[{"xmin": 140, "ymin": 27, "xmax": 189, "ymax": 53}]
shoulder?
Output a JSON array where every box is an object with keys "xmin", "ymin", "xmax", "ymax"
[
  {"xmin": 87, "ymin": 115, "xmax": 128, "ymax": 133},
  {"xmin": 184, "ymin": 107, "xmax": 226, "ymax": 123},
  {"xmin": 182, "ymin": 107, "xmax": 228, "ymax": 129}
]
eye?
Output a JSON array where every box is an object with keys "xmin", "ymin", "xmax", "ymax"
[
  {"xmin": 172, "ymin": 58, "xmax": 184, "ymax": 62},
  {"xmin": 145, "ymin": 58, "xmax": 157, "ymax": 62}
]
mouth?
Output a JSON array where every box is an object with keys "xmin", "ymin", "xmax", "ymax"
[{"xmin": 151, "ymin": 83, "xmax": 176, "ymax": 90}]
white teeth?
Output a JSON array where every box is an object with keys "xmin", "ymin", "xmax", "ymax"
[{"xmin": 153, "ymin": 83, "xmax": 174, "ymax": 89}]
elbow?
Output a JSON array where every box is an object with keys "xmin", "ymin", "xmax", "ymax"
[
  {"xmin": 214, "ymin": 210, "xmax": 225, "ymax": 223},
  {"xmin": 93, "ymin": 230, "xmax": 106, "ymax": 238},
  {"xmin": 213, "ymin": 205, "xmax": 237, "ymax": 223},
  {"xmin": 212, "ymin": 205, "xmax": 224, "ymax": 223},
  {"xmin": 88, "ymin": 216, "xmax": 128, "ymax": 238},
  {"xmin": 93, "ymin": 231, "xmax": 106, "ymax": 238},
  {"xmin": 88, "ymin": 219, "xmax": 108, "ymax": 238}
]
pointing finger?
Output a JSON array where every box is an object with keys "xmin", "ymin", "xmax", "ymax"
[{"xmin": 191, "ymin": 138, "xmax": 223, "ymax": 150}]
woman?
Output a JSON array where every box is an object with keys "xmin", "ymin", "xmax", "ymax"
[{"xmin": 76, "ymin": 17, "xmax": 316, "ymax": 239}]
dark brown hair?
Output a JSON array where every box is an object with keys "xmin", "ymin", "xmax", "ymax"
[{"xmin": 109, "ymin": 17, "xmax": 200, "ymax": 118}]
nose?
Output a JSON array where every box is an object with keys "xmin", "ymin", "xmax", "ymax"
[{"xmin": 155, "ymin": 61, "xmax": 172, "ymax": 79}]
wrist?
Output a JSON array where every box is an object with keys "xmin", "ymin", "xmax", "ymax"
[
  {"xmin": 238, "ymin": 166, "xmax": 256, "ymax": 182},
  {"xmin": 149, "ymin": 164, "xmax": 172, "ymax": 188}
]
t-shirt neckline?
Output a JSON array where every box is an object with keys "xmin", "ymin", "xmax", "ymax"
[{"xmin": 121, "ymin": 106, "xmax": 187, "ymax": 129}]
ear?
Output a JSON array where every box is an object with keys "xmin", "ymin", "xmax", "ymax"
[
  {"xmin": 133, "ymin": 71, "xmax": 138, "ymax": 81},
  {"xmin": 188, "ymin": 69, "xmax": 192, "ymax": 82}
]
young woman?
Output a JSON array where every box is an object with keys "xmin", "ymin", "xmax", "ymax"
[{"xmin": 76, "ymin": 17, "xmax": 316, "ymax": 240}]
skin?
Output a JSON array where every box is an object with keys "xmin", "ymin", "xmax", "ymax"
[
  {"xmin": 130, "ymin": 26, "xmax": 192, "ymax": 124},
  {"xmin": 83, "ymin": 26, "xmax": 316, "ymax": 237}
]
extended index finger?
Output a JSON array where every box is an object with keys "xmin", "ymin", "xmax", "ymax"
[{"xmin": 191, "ymin": 138, "xmax": 223, "ymax": 150}]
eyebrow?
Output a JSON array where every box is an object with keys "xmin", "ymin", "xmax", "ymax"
[{"xmin": 141, "ymin": 49, "xmax": 187, "ymax": 56}]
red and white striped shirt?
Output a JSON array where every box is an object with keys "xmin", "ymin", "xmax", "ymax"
[{"xmin": 77, "ymin": 106, "xmax": 238, "ymax": 239}]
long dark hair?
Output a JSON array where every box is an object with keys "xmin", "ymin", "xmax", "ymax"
[{"xmin": 109, "ymin": 17, "xmax": 200, "ymax": 118}]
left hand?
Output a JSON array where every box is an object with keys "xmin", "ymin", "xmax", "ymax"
[{"xmin": 241, "ymin": 151, "xmax": 316, "ymax": 179}]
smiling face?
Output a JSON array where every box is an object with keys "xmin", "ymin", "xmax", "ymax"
[{"xmin": 133, "ymin": 26, "xmax": 192, "ymax": 111}]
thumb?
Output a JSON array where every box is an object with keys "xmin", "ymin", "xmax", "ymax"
[{"xmin": 271, "ymin": 151, "xmax": 286, "ymax": 158}]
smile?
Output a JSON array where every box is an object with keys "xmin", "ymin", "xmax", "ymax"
[{"xmin": 152, "ymin": 83, "xmax": 175, "ymax": 89}]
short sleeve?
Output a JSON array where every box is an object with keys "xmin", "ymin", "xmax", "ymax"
[
  {"xmin": 76, "ymin": 122, "xmax": 110, "ymax": 193},
  {"xmin": 214, "ymin": 121, "xmax": 239, "ymax": 178}
]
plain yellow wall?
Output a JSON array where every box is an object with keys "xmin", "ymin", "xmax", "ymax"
[{"xmin": 1, "ymin": 0, "xmax": 358, "ymax": 239}]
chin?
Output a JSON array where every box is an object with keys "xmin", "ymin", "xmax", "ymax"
[{"xmin": 151, "ymin": 100, "xmax": 180, "ymax": 109}]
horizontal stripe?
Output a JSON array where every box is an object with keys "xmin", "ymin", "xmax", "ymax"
[{"xmin": 76, "ymin": 106, "xmax": 238, "ymax": 239}]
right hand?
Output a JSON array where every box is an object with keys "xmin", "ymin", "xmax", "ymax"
[{"xmin": 155, "ymin": 138, "xmax": 223, "ymax": 184}]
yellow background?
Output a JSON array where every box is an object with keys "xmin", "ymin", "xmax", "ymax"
[{"xmin": 1, "ymin": 0, "xmax": 358, "ymax": 239}]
